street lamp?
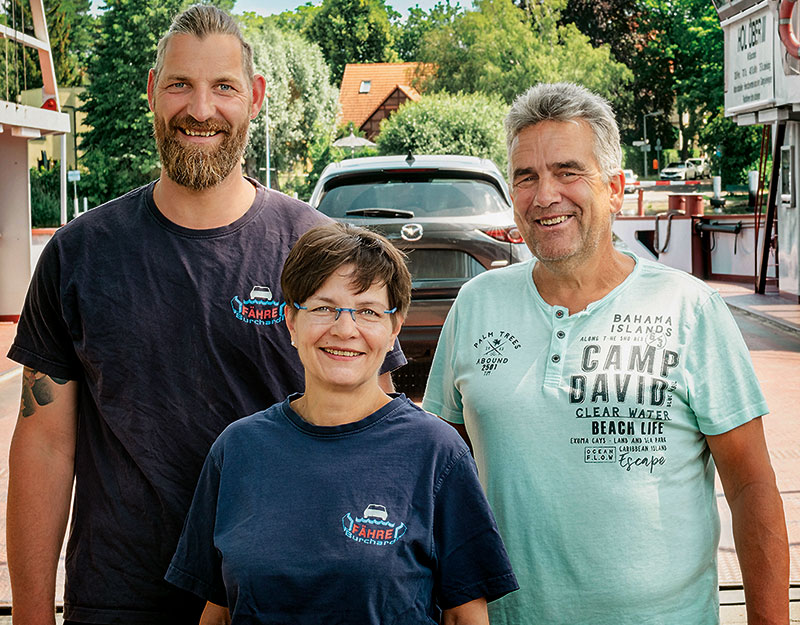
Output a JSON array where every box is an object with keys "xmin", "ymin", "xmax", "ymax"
[{"xmin": 643, "ymin": 109, "xmax": 663, "ymax": 178}]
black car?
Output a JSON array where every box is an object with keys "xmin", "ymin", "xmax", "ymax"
[{"xmin": 309, "ymin": 154, "xmax": 532, "ymax": 368}]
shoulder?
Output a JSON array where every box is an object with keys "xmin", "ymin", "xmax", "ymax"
[
  {"xmin": 387, "ymin": 397, "xmax": 469, "ymax": 454},
  {"xmin": 53, "ymin": 184, "xmax": 151, "ymax": 242},
  {"xmin": 457, "ymin": 259, "xmax": 534, "ymax": 302},
  {"xmin": 630, "ymin": 254, "xmax": 717, "ymax": 305},
  {"xmin": 210, "ymin": 401, "xmax": 285, "ymax": 455},
  {"xmin": 257, "ymin": 187, "xmax": 331, "ymax": 233}
]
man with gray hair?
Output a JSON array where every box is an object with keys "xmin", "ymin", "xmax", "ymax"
[
  {"xmin": 6, "ymin": 5, "xmax": 404, "ymax": 625},
  {"xmin": 423, "ymin": 82, "xmax": 788, "ymax": 624}
]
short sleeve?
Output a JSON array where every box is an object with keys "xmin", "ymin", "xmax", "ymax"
[
  {"xmin": 7, "ymin": 237, "xmax": 82, "ymax": 379},
  {"xmin": 433, "ymin": 452, "xmax": 518, "ymax": 609},
  {"xmin": 684, "ymin": 292, "xmax": 768, "ymax": 435},
  {"xmin": 422, "ymin": 305, "xmax": 464, "ymax": 423},
  {"xmin": 165, "ymin": 451, "xmax": 228, "ymax": 606}
]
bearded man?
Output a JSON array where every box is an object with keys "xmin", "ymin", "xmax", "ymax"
[{"xmin": 6, "ymin": 6, "xmax": 405, "ymax": 625}]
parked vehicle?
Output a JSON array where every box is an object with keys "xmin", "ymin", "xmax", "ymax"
[
  {"xmin": 686, "ymin": 157, "xmax": 710, "ymax": 178},
  {"xmin": 660, "ymin": 161, "xmax": 698, "ymax": 181},
  {"xmin": 622, "ymin": 169, "xmax": 638, "ymax": 193},
  {"xmin": 309, "ymin": 155, "xmax": 532, "ymax": 364}
]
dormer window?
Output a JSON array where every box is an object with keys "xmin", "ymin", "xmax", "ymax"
[{"xmin": 359, "ymin": 80, "xmax": 371, "ymax": 93}]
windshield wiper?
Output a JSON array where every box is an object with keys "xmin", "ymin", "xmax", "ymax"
[{"xmin": 345, "ymin": 208, "xmax": 415, "ymax": 218}]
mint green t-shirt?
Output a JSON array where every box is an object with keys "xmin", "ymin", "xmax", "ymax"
[{"xmin": 422, "ymin": 254, "xmax": 768, "ymax": 625}]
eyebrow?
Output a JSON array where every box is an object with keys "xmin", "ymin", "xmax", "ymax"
[
  {"xmin": 160, "ymin": 73, "xmax": 243, "ymax": 85},
  {"xmin": 309, "ymin": 295, "xmax": 388, "ymax": 308}
]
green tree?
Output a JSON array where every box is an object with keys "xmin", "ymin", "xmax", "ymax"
[
  {"xmin": 393, "ymin": 0, "xmax": 462, "ymax": 61},
  {"xmin": 416, "ymin": 0, "xmax": 631, "ymax": 106},
  {"xmin": 260, "ymin": 2, "xmax": 320, "ymax": 34},
  {"xmin": 0, "ymin": 0, "xmax": 94, "ymax": 101},
  {"xmin": 79, "ymin": 0, "xmax": 234, "ymax": 205},
  {"xmin": 376, "ymin": 92, "xmax": 508, "ymax": 171},
  {"xmin": 306, "ymin": 0, "xmax": 400, "ymax": 83},
  {"xmin": 240, "ymin": 19, "xmax": 339, "ymax": 195},
  {"xmin": 699, "ymin": 109, "xmax": 762, "ymax": 185}
]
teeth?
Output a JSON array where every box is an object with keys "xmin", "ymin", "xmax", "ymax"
[
  {"xmin": 323, "ymin": 348, "xmax": 361, "ymax": 357},
  {"xmin": 540, "ymin": 215, "xmax": 569, "ymax": 226},
  {"xmin": 183, "ymin": 129, "xmax": 217, "ymax": 137}
]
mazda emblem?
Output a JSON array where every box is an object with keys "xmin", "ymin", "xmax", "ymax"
[{"xmin": 401, "ymin": 223, "xmax": 423, "ymax": 241}]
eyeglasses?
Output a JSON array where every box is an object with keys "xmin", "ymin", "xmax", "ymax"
[{"xmin": 294, "ymin": 302, "xmax": 397, "ymax": 327}]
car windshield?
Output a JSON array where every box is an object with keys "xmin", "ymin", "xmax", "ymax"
[
  {"xmin": 667, "ymin": 162, "xmax": 686, "ymax": 169},
  {"xmin": 317, "ymin": 177, "xmax": 509, "ymax": 219}
]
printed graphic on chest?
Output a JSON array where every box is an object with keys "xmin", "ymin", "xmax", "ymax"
[
  {"xmin": 471, "ymin": 330, "xmax": 522, "ymax": 376},
  {"xmin": 342, "ymin": 503, "xmax": 407, "ymax": 546},
  {"xmin": 230, "ymin": 284, "xmax": 286, "ymax": 326},
  {"xmin": 567, "ymin": 324, "xmax": 681, "ymax": 475}
]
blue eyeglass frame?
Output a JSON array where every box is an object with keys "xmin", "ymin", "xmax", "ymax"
[{"xmin": 293, "ymin": 302, "xmax": 397, "ymax": 322}]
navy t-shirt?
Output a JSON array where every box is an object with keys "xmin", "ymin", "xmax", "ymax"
[
  {"xmin": 166, "ymin": 395, "xmax": 518, "ymax": 623},
  {"xmin": 8, "ymin": 180, "xmax": 407, "ymax": 624}
]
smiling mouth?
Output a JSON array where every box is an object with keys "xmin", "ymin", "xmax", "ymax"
[
  {"xmin": 179, "ymin": 128, "xmax": 221, "ymax": 138},
  {"xmin": 538, "ymin": 215, "xmax": 570, "ymax": 226},
  {"xmin": 321, "ymin": 347, "xmax": 363, "ymax": 357}
]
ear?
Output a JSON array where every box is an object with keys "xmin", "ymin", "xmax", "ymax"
[
  {"xmin": 250, "ymin": 74, "xmax": 267, "ymax": 119},
  {"xmin": 388, "ymin": 313, "xmax": 405, "ymax": 351},
  {"xmin": 608, "ymin": 169, "xmax": 625, "ymax": 215},
  {"xmin": 147, "ymin": 69, "xmax": 156, "ymax": 113},
  {"xmin": 285, "ymin": 307, "xmax": 297, "ymax": 345}
]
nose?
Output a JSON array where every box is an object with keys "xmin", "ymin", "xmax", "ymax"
[
  {"xmin": 186, "ymin": 85, "xmax": 215, "ymax": 122},
  {"xmin": 329, "ymin": 310, "xmax": 360, "ymax": 337},
  {"xmin": 533, "ymin": 173, "xmax": 561, "ymax": 208}
]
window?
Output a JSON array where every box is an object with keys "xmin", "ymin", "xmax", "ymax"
[{"xmin": 359, "ymin": 80, "xmax": 371, "ymax": 93}]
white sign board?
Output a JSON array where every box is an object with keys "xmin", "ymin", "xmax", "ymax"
[
  {"xmin": 67, "ymin": 169, "xmax": 80, "ymax": 182},
  {"xmin": 723, "ymin": 2, "xmax": 775, "ymax": 114}
]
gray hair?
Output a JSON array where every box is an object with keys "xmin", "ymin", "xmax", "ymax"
[
  {"xmin": 504, "ymin": 82, "xmax": 622, "ymax": 181},
  {"xmin": 153, "ymin": 5, "xmax": 254, "ymax": 86}
]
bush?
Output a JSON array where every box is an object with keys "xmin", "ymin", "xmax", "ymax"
[
  {"xmin": 376, "ymin": 92, "xmax": 508, "ymax": 173},
  {"xmin": 30, "ymin": 166, "xmax": 62, "ymax": 228}
]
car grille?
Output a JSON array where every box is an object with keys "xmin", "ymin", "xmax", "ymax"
[{"xmin": 404, "ymin": 249, "xmax": 485, "ymax": 281}]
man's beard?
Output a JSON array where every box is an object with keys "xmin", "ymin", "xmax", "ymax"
[{"xmin": 153, "ymin": 114, "xmax": 249, "ymax": 191}]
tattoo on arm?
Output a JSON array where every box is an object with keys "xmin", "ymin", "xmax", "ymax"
[{"xmin": 20, "ymin": 367, "xmax": 70, "ymax": 418}]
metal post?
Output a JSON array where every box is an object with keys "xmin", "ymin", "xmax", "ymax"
[
  {"xmin": 643, "ymin": 114, "xmax": 648, "ymax": 178},
  {"xmin": 265, "ymin": 94, "xmax": 271, "ymax": 189},
  {"xmin": 758, "ymin": 122, "xmax": 786, "ymax": 294}
]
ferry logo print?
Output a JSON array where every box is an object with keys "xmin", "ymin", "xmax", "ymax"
[
  {"xmin": 231, "ymin": 285, "xmax": 285, "ymax": 325},
  {"xmin": 342, "ymin": 504, "xmax": 407, "ymax": 546}
]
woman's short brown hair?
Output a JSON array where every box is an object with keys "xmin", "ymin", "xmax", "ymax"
[{"xmin": 281, "ymin": 222, "xmax": 412, "ymax": 320}]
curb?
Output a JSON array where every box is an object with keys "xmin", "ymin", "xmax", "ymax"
[{"xmin": 724, "ymin": 300, "xmax": 800, "ymax": 339}]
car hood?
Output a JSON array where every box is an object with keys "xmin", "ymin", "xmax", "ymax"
[{"xmin": 336, "ymin": 211, "xmax": 515, "ymax": 228}]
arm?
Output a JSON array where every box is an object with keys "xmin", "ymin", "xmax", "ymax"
[
  {"xmin": 199, "ymin": 601, "xmax": 230, "ymax": 625},
  {"xmin": 706, "ymin": 417, "xmax": 788, "ymax": 625},
  {"xmin": 442, "ymin": 597, "xmax": 488, "ymax": 625},
  {"xmin": 7, "ymin": 368, "xmax": 78, "ymax": 625}
]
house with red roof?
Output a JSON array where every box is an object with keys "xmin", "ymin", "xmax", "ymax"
[{"xmin": 338, "ymin": 63, "xmax": 427, "ymax": 140}]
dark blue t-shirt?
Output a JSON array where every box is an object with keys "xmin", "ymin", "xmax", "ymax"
[
  {"xmin": 8, "ymin": 180, "xmax": 407, "ymax": 624},
  {"xmin": 166, "ymin": 395, "xmax": 518, "ymax": 623}
]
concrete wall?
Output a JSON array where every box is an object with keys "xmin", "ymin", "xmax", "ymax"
[{"xmin": 0, "ymin": 133, "xmax": 32, "ymax": 320}]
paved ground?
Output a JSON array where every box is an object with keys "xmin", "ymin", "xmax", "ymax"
[{"xmin": 0, "ymin": 281, "xmax": 799, "ymax": 622}]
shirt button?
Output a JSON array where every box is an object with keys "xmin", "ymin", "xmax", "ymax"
[
  {"xmin": 556, "ymin": 330, "xmax": 565, "ymax": 339},
  {"xmin": 555, "ymin": 310, "xmax": 565, "ymax": 318},
  {"xmin": 551, "ymin": 354, "xmax": 561, "ymax": 363}
]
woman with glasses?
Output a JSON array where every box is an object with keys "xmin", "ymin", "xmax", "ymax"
[{"xmin": 166, "ymin": 222, "xmax": 517, "ymax": 624}]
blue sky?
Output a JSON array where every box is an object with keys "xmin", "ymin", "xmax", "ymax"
[
  {"xmin": 91, "ymin": 0, "xmax": 444, "ymax": 18},
  {"xmin": 232, "ymin": 0, "xmax": 441, "ymax": 17}
]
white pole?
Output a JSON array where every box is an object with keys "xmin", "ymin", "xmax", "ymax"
[
  {"xmin": 60, "ymin": 134, "xmax": 67, "ymax": 225},
  {"xmin": 265, "ymin": 94, "xmax": 271, "ymax": 189}
]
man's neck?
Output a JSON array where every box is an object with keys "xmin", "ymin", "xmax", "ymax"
[
  {"xmin": 152, "ymin": 168, "xmax": 257, "ymax": 230},
  {"xmin": 533, "ymin": 246, "xmax": 635, "ymax": 316}
]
